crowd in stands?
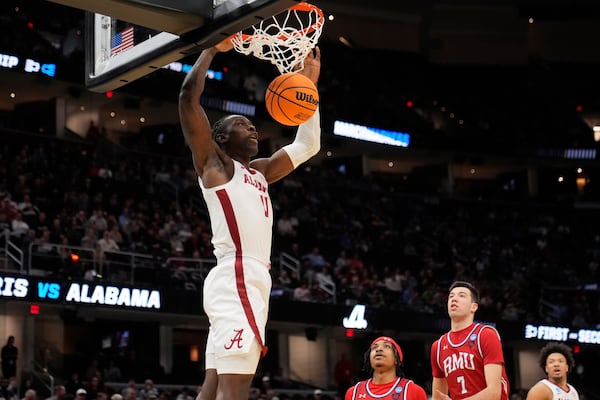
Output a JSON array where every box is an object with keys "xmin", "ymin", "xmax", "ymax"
[{"xmin": 2, "ymin": 128, "xmax": 600, "ymax": 328}]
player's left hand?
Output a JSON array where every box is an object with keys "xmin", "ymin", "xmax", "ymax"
[
  {"xmin": 296, "ymin": 46, "xmax": 321, "ymax": 86},
  {"xmin": 215, "ymin": 35, "xmax": 235, "ymax": 52}
]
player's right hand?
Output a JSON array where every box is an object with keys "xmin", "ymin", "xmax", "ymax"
[{"xmin": 296, "ymin": 46, "xmax": 321, "ymax": 86}]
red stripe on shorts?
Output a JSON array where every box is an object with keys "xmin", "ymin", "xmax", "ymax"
[{"xmin": 216, "ymin": 188, "xmax": 268, "ymax": 358}]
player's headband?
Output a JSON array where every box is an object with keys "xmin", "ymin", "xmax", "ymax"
[{"xmin": 371, "ymin": 336, "xmax": 403, "ymax": 362}]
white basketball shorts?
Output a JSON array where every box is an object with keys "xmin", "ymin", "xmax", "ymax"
[{"xmin": 203, "ymin": 256, "xmax": 271, "ymax": 374}]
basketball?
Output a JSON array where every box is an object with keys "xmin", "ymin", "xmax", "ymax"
[{"xmin": 265, "ymin": 72, "xmax": 319, "ymax": 126}]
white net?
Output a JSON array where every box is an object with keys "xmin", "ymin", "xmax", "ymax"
[{"xmin": 231, "ymin": 2, "xmax": 324, "ymax": 75}]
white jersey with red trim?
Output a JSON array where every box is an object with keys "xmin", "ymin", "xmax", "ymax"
[
  {"xmin": 199, "ymin": 159, "xmax": 273, "ymax": 265},
  {"xmin": 540, "ymin": 380, "xmax": 579, "ymax": 400}
]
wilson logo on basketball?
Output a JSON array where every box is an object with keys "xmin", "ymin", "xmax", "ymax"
[{"xmin": 296, "ymin": 92, "xmax": 319, "ymax": 106}]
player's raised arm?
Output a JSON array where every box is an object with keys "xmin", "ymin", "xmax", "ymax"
[
  {"xmin": 178, "ymin": 41, "xmax": 233, "ymax": 176},
  {"xmin": 251, "ymin": 47, "xmax": 322, "ymax": 183}
]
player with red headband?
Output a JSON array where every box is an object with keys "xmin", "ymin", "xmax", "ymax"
[{"xmin": 345, "ymin": 336, "xmax": 427, "ymax": 400}]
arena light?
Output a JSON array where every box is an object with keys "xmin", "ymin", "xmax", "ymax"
[
  {"xmin": 200, "ymin": 95, "xmax": 255, "ymax": 117},
  {"xmin": 593, "ymin": 126, "xmax": 600, "ymax": 142},
  {"xmin": 333, "ymin": 120, "xmax": 409, "ymax": 147},
  {"xmin": 564, "ymin": 148, "xmax": 596, "ymax": 160},
  {"xmin": 524, "ymin": 323, "xmax": 600, "ymax": 345},
  {"xmin": 338, "ymin": 36, "xmax": 354, "ymax": 48}
]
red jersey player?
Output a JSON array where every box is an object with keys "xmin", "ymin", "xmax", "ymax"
[
  {"xmin": 431, "ymin": 281, "xmax": 509, "ymax": 400},
  {"xmin": 346, "ymin": 336, "xmax": 427, "ymax": 400}
]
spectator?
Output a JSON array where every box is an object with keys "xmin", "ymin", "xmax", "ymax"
[
  {"xmin": 17, "ymin": 194, "xmax": 39, "ymax": 226},
  {"xmin": 139, "ymin": 379, "xmax": 158, "ymax": 400},
  {"xmin": 293, "ymin": 281, "xmax": 311, "ymax": 302},
  {"xmin": 1, "ymin": 336, "xmax": 18, "ymax": 379},
  {"xmin": 75, "ymin": 389, "xmax": 87, "ymax": 400},
  {"xmin": 45, "ymin": 385, "xmax": 66, "ymax": 400},
  {"xmin": 103, "ymin": 360, "xmax": 122, "ymax": 382},
  {"xmin": 174, "ymin": 388, "xmax": 193, "ymax": 400},
  {"xmin": 276, "ymin": 212, "xmax": 298, "ymax": 238},
  {"xmin": 97, "ymin": 230, "xmax": 120, "ymax": 259},
  {"xmin": 22, "ymin": 389, "xmax": 37, "ymax": 400},
  {"xmin": 65, "ymin": 372, "xmax": 83, "ymax": 395},
  {"xmin": 303, "ymin": 247, "xmax": 330, "ymax": 270},
  {"xmin": 121, "ymin": 386, "xmax": 137, "ymax": 400},
  {"xmin": 88, "ymin": 210, "xmax": 108, "ymax": 233},
  {"xmin": 11, "ymin": 212, "xmax": 29, "ymax": 239},
  {"xmin": 3, "ymin": 376, "xmax": 19, "ymax": 400}
]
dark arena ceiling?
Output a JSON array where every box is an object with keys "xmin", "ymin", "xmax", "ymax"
[{"xmin": 4, "ymin": 0, "xmax": 600, "ymax": 155}]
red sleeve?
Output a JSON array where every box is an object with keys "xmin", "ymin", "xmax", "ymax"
[
  {"xmin": 345, "ymin": 385, "xmax": 354, "ymax": 400},
  {"xmin": 430, "ymin": 339, "xmax": 444, "ymax": 378},
  {"xmin": 407, "ymin": 381, "xmax": 428, "ymax": 400},
  {"xmin": 479, "ymin": 326, "xmax": 505, "ymax": 366}
]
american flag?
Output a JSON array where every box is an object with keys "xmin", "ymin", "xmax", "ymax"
[{"xmin": 111, "ymin": 26, "xmax": 134, "ymax": 56}]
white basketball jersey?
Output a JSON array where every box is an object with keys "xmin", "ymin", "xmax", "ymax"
[
  {"xmin": 540, "ymin": 379, "xmax": 579, "ymax": 400},
  {"xmin": 199, "ymin": 159, "xmax": 273, "ymax": 264}
]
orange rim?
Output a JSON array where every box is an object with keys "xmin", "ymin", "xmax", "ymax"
[
  {"xmin": 235, "ymin": 2, "xmax": 324, "ymax": 43},
  {"xmin": 289, "ymin": 2, "xmax": 324, "ymax": 36}
]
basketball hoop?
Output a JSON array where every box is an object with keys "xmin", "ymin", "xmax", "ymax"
[{"xmin": 231, "ymin": 2, "xmax": 324, "ymax": 75}]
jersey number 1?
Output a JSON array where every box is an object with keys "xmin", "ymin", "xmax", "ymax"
[
  {"xmin": 457, "ymin": 376, "xmax": 467, "ymax": 394},
  {"xmin": 260, "ymin": 195, "xmax": 269, "ymax": 217}
]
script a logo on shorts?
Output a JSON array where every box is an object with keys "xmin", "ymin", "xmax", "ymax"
[{"xmin": 224, "ymin": 328, "xmax": 244, "ymax": 350}]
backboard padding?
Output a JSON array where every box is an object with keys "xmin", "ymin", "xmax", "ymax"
[
  {"xmin": 49, "ymin": 0, "xmax": 301, "ymax": 92},
  {"xmin": 49, "ymin": 0, "xmax": 209, "ymax": 33}
]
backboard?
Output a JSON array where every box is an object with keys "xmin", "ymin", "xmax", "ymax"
[{"xmin": 47, "ymin": 0, "xmax": 301, "ymax": 92}]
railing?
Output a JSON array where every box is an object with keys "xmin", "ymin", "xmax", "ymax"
[
  {"xmin": 4, "ymin": 231, "xmax": 24, "ymax": 272},
  {"xmin": 30, "ymin": 360, "xmax": 54, "ymax": 399},
  {"xmin": 278, "ymin": 252, "xmax": 336, "ymax": 303},
  {"xmin": 1, "ymin": 228, "xmax": 9, "ymax": 269},
  {"xmin": 25, "ymin": 240, "xmax": 217, "ymax": 287},
  {"xmin": 19, "ymin": 240, "xmax": 338, "ymax": 302},
  {"xmin": 315, "ymin": 274, "xmax": 336, "ymax": 303},
  {"xmin": 28, "ymin": 242, "xmax": 95, "ymax": 276},
  {"xmin": 101, "ymin": 250, "xmax": 159, "ymax": 285},
  {"xmin": 279, "ymin": 252, "xmax": 300, "ymax": 278}
]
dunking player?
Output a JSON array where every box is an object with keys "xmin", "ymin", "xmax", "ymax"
[
  {"xmin": 178, "ymin": 39, "xmax": 321, "ymax": 400},
  {"xmin": 526, "ymin": 342, "xmax": 579, "ymax": 400},
  {"xmin": 431, "ymin": 281, "xmax": 510, "ymax": 400},
  {"xmin": 346, "ymin": 336, "xmax": 427, "ymax": 400}
]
